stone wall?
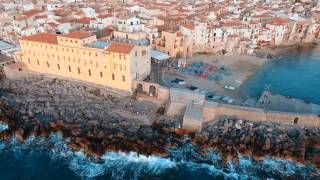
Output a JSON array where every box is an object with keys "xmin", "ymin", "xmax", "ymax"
[
  {"xmin": 3, "ymin": 62, "xmax": 29, "ymax": 80},
  {"xmin": 216, "ymin": 104, "xmax": 267, "ymax": 122},
  {"xmin": 265, "ymin": 111, "xmax": 320, "ymax": 128},
  {"xmin": 157, "ymin": 86, "xmax": 170, "ymax": 102},
  {"xmin": 214, "ymin": 103, "xmax": 320, "ymax": 128},
  {"xmin": 182, "ymin": 103, "xmax": 203, "ymax": 131},
  {"xmin": 132, "ymin": 81, "xmax": 170, "ymax": 102},
  {"xmin": 166, "ymin": 89, "xmax": 320, "ymax": 129},
  {"xmin": 166, "ymin": 101, "xmax": 187, "ymax": 117}
]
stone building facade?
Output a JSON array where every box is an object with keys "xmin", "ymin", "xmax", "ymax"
[{"xmin": 16, "ymin": 31, "xmax": 151, "ymax": 92}]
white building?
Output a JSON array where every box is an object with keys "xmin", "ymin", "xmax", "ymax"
[{"xmin": 116, "ymin": 16, "xmax": 144, "ymax": 33}]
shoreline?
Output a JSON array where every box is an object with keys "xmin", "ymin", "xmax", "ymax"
[
  {"xmin": 1, "ymin": 97, "xmax": 320, "ymax": 170},
  {"xmin": 0, "ymin": 77, "xmax": 320, "ymax": 171},
  {"xmin": 163, "ymin": 43, "xmax": 319, "ymax": 105},
  {"xmin": 239, "ymin": 44, "xmax": 320, "ymax": 103},
  {"xmin": 165, "ymin": 52, "xmax": 268, "ymax": 104}
]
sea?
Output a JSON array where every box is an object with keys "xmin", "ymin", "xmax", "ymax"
[
  {"xmin": 241, "ymin": 45, "xmax": 320, "ymax": 105},
  {"xmin": 1, "ymin": 46, "xmax": 320, "ymax": 180}
]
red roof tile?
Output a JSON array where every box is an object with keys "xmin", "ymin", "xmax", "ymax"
[
  {"xmin": 23, "ymin": 9, "xmax": 44, "ymax": 19},
  {"xmin": 106, "ymin": 42, "xmax": 134, "ymax": 54},
  {"xmin": 182, "ymin": 23, "xmax": 195, "ymax": 30},
  {"xmin": 97, "ymin": 14, "xmax": 113, "ymax": 19},
  {"xmin": 270, "ymin": 18, "xmax": 290, "ymax": 26},
  {"xmin": 63, "ymin": 31, "xmax": 92, "ymax": 39},
  {"xmin": 21, "ymin": 33, "xmax": 58, "ymax": 44}
]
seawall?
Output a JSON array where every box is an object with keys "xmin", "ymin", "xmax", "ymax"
[{"xmin": 166, "ymin": 88, "xmax": 320, "ymax": 131}]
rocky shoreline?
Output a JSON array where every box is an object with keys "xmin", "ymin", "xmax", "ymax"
[{"xmin": 0, "ymin": 77, "xmax": 320, "ymax": 171}]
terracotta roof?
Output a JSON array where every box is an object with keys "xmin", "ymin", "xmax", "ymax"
[
  {"xmin": 76, "ymin": 17, "xmax": 94, "ymax": 24},
  {"xmin": 270, "ymin": 18, "xmax": 290, "ymax": 26},
  {"xmin": 63, "ymin": 31, "xmax": 92, "ymax": 39},
  {"xmin": 21, "ymin": 33, "xmax": 58, "ymax": 44},
  {"xmin": 97, "ymin": 14, "xmax": 113, "ymax": 19},
  {"xmin": 222, "ymin": 21, "xmax": 243, "ymax": 27},
  {"xmin": 23, "ymin": 9, "xmax": 44, "ymax": 19},
  {"xmin": 117, "ymin": 15, "xmax": 134, "ymax": 20},
  {"xmin": 176, "ymin": 31, "xmax": 183, "ymax": 37},
  {"xmin": 106, "ymin": 42, "xmax": 134, "ymax": 54},
  {"xmin": 182, "ymin": 23, "xmax": 195, "ymax": 30}
]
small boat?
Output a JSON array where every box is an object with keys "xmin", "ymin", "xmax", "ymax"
[{"xmin": 224, "ymin": 85, "xmax": 236, "ymax": 90}]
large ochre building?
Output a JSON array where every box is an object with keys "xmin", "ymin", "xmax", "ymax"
[{"xmin": 17, "ymin": 32, "xmax": 151, "ymax": 92}]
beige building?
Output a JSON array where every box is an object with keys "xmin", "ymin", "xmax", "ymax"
[
  {"xmin": 17, "ymin": 31, "xmax": 151, "ymax": 92},
  {"xmin": 155, "ymin": 30, "xmax": 192, "ymax": 58}
]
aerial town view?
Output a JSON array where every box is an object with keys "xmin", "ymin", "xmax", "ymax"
[{"xmin": 0, "ymin": 0, "xmax": 320, "ymax": 179}]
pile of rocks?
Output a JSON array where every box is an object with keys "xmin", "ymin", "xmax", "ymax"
[
  {"xmin": 1, "ymin": 76, "xmax": 320, "ymax": 169},
  {"xmin": 195, "ymin": 118, "xmax": 320, "ymax": 167},
  {"xmin": 0, "ymin": 76, "xmax": 122, "ymax": 124}
]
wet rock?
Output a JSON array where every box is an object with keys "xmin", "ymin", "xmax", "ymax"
[
  {"xmin": 15, "ymin": 129, "xmax": 25, "ymax": 142},
  {"xmin": 288, "ymin": 128, "xmax": 300, "ymax": 139},
  {"xmin": 263, "ymin": 138, "xmax": 271, "ymax": 150}
]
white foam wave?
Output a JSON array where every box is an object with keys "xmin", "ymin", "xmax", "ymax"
[
  {"xmin": 0, "ymin": 122, "xmax": 8, "ymax": 132},
  {"xmin": 0, "ymin": 133, "xmax": 319, "ymax": 180}
]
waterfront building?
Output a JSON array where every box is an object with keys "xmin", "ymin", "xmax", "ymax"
[
  {"xmin": 155, "ymin": 30, "xmax": 192, "ymax": 58},
  {"xmin": 16, "ymin": 31, "xmax": 151, "ymax": 92}
]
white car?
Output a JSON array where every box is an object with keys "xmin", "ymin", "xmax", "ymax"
[{"xmin": 224, "ymin": 85, "xmax": 236, "ymax": 90}]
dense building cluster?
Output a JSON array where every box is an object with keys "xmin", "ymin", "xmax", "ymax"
[
  {"xmin": 1, "ymin": 0, "xmax": 320, "ymax": 91},
  {"xmin": 0, "ymin": 0, "xmax": 320, "ymax": 57}
]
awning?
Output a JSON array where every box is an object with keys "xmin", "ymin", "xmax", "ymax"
[{"xmin": 150, "ymin": 49, "xmax": 171, "ymax": 61}]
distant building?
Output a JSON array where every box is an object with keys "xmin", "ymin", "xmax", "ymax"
[
  {"xmin": 16, "ymin": 31, "xmax": 151, "ymax": 92},
  {"xmin": 155, "ymin": 30, "xmax": 192, "ymax": 58}
]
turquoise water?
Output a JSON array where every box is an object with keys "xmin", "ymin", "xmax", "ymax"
[{"xmin": 241, "ymin": 46, "xmax": 320, "ymax": 104}]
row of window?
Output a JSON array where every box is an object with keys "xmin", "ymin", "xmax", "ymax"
[
  {"xmin": 27, "ymin": 58, "xmax": 127, "ymax": 74},
  {"xmin": 26, "ymin": 51, "xmax": 127, "ymax": 70},
  {"xmin": 23, "ymin": 42, "xmax": 129, "ymax": 59},
  {"xmin": 31, "ymin": 59, "xmax": 126, "ymax": 81}
]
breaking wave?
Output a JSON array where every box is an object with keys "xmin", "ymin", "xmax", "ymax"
[
  {"xmin": 0, "ymin": 134, "xmax": 319, "ymax": 180},
  {"xmin": 0, "ymin": 122, "xmax": 8, "ymax": 133}
]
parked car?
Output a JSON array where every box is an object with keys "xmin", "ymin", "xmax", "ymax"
[
  {"xmin": 224, "ymin": 85, "xmax": 236, "ymax": 90},
  {"xmin": 186, "ymin": 85, "xmax": 199, "ymax": 91},
  {"xmin": 171, "ymin": 79, "xmax": 179, "ymax": 83},
  {"xmin": 171, "ymin": 78, "xmax": 186, "ymax": 85}
]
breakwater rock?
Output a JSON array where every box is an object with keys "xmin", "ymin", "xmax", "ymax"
[
  {"xmin": 1, "ymin": 98, "xmax": 320, "ymax": 169},
  {"xmin": 0, "ymin": 77, "xmax": 320, "ymax": 170}
]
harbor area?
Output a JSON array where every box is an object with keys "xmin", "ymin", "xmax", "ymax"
[
  {"xmin": 161, "ymin": 53, "xmax": 267, "ymax": 105},
  {"xmin": 258, "ymin": 91, "xmax": 320, "ymax": 114}
]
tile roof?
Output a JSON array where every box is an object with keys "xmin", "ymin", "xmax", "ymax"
[
  {"xmin": 20, "ymin": 33, "xmax": 58, "ymax": 44},
  {"xmin": 182, "ymin": 23, "xmax": 195, "ymax": 30},
  {"xmin": 23, "ymin": 9, "xmax": 44, "ymax": 19},
  {"xmin": 270, "ymin": 18, "xmax": 290, "ymax": 26},
  {"xmin": 63, "ymin": 31, "xmax": 92, "ymax": 39},
  {"xmin": 76, "ymin": 17, "xmax": 94, "ymax": 24},
  {"xmin": 106, "ymin": 42, "xmax": 135, "ymax": 54},
  {"xmin": 97, "ymin": 14, "xmax": 113, "ymax": 19}
]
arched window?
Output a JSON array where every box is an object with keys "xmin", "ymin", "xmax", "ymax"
[
  {"xmin": 88, "ymin": 69, "xmax": 91, "ymax": 76},
  {"xmin": 122, "ymin": 75, "xmax": 125, "ymax": 81},
  {"xmin": 57, "ymin": 64, "xmax": 60, "ymax": 70},
  {"xmin": 78, "ymin": 67, "xmax": 80, "ymax": 74},
  {"xmin": 68, "ymin": 65, "xmax": 71, "ymax": 72}
]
